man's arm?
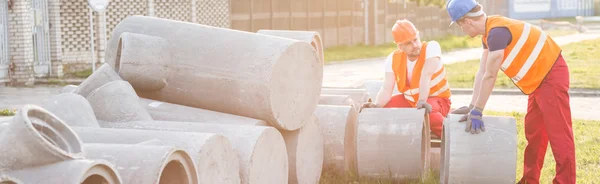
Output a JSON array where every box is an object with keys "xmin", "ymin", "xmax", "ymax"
[
  {"xmin": 418, "ymin": 56, "xmax": 441, "ymax": 101},
  {"xmin": 375, "ymin": 72, "xmax": 396, "ymax": 107},
  {"xmin": 474, "ymin": 49, "xmax": 504, "ymax": 109},
  {"xmin": 470, "ymin": 49, "xmax": 489, "ymax": 106}
]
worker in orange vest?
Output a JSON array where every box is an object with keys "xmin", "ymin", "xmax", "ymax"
[
  {"xmin": 446, "ymin": 0, "xmax": 576, "ymax": 183},
  {"xmin": 360, "ymin": 19, "xmax": 452, "ymax": 138}
]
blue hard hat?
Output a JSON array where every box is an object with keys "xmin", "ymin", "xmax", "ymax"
[{"xmin": 446, "ymin": 0, "xmax": 479, "ymax": 26}]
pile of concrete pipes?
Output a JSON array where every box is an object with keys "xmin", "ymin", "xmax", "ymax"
[{"xmin": 0, "ymin": 15, "xmax": 518, "ymax": 184}]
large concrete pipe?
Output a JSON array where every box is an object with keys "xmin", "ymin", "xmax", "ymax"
[
  {"xmin": 39, "ymin": 93, "xmax": 100, "ymax": 127},
  {"xmin": 60, "ymin": 84, "xmax": 78, "ymax": 93},
  {"xmin": 320, "ymin": 88, "xmax": 370, "ymax": 108},
  {"xmin": 319, "ymin": 94, "xmax": 355, "ymax": 106},
  {"xmin": 440, "ymin": 114, "xmax": 517, "ymax": 184},
  {"xmin": 72, "ymin": 127, "xmax": 240, "ymax": 184},
  {"xmin": 139, "ymin": 98, "xmax": 265, "ymax": 125},
  {"xmin": 313, "ymin": 105, "xmax": 359, "ymax": 175},
  {"xmin": 271, "ymin": 115, "xmax": 323, "ymax": 184},
  {"xmin": 0, "ymin": 105, "xmax": 83, "ymax": 171},
  {"xmin": 99, "ymin": 121, "xmax": 288, "ymax": 184},
  {"xmin": 256, "ymin": 30, "xmax": 324, "ymax": 64},
  {"xmin": 74, "ymin": 63, "xmax": 122, "ymax": 97},
  {"xmin": 84, "ymin": 143, "xmax": 198, "ymax": 184},
  {"xmin": 356, "ymin": 108, "xmax": 429, "ymax": 180},
  {"xmin": 6, "ymin": 159, "xmax": 122, "ymax": 184},
  {"xmin": 86, "ymin": 80, "xmax": 153, "ymax": 123},
  {"xmin": 104, "ymin": 16, "xmax": 323, "ymax": 131}
]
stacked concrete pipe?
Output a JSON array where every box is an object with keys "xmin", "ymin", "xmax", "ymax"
[
  {"xmin": 0, "ymin": 105, "xmax": 122, "ymax": 184},
  {"xmin": 313, "ymin": 105, "xmax": 359, "ymax": 176},
  {"xmin": 83, "ymin": 143, "xmax": 198, "ymax": 184},
  {"xmin": 98, "ymin": 121, "xmax": 288, "ymax": 184},
  {"xmin": 256, "ymin": 29, "xmax": 324, "ymax": 65},
  {"xmin": 72, "ymin": 127, "xmax": 241, "ymax": 184},
  {"xmin": 320, "ymin": 88, "xmax": 371, "ymax": 108},
  {"xmin": 104, "ymin": 15, "xmax": 323, "ymax": 131},
  {"xmin": 319, "ymin": 94, "xmax": 356, "ymax": 107}
]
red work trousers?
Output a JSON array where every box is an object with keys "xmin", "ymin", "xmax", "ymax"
[
  {"xmin": 383, "ymin": 95, "xmax": 451, "ymax": 138},
  {"xmin": 518, "ymin": 54, "xmax": 576, "ymax": 184}
]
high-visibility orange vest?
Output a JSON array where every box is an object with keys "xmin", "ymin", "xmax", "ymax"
[
  {"xmin": 392, "ymin": 41, "xmax": 451, "ymax": 107},
  {"xmin": 483, "ymin": 16, "xmax": 562, "ymax": 94}
]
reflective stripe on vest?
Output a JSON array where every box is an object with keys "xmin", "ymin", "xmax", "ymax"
[
  {"xmin": 483, "ymin": 16, "xmax": 561, "ymax": 94},
  {"xmin": 391, "ymin": 42, "xmax": 451, "ymax": 106}
]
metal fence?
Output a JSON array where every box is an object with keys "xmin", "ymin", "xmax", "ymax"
[
  {"xmin": 31, "ymin": 0, "xmax": 51, "ymax": 77},
  {"xmin": 0, "ymin": 0, "xmax": 9, "ymax": 80}
]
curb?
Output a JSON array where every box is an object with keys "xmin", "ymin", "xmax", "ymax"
[
  {"xmin": 450, "ymin": 88, "xmax": 600, "ymax": 97},
  {"xmin": 34, "ymin": 78, "xmax": 85, "ymax": 85}
]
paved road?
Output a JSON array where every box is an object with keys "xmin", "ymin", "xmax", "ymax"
[{"xmin": 323, "ymin": 31, "xmax": 600, "ymax": 88}]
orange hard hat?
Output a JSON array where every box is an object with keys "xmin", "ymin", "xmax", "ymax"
[{"xmin": 392, "ymin": 20, "xmax": 419, "ymax": 44}]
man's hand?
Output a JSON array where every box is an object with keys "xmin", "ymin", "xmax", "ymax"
[
  {"xmin": 464, "ymin": 107, "xmax": 485, "ymax": 134},
  {"xmin": 359, "ymin": 102, "xmax": 378, "ymax": 112},
  {"xmin": 451, "ymin": 104, "xmax": 474, "ymax": 122},
  {"xmin": 416, "ymin": 99, "xmax": 432, "ymax": 114}
]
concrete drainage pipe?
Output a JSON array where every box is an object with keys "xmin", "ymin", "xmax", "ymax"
[
  {"xmin": 39, "ymin": 93, "xmax": 100, "ymax": 128},
  {"xmin": 105, "ymin": 15, "xmax": 323, "ymax": 131},
  {"xmin": 256, "ymin": 29, "xmax": 324, "ymax": 65},
  {"xmin": 83, "ymin": 143, "xmax": 198, "ymax": 184},
  {"xmin": 313, "ymin": 105, "xmax": 359, "ymax": 176},
  {"xmin": 6, "ymin": 159, "xmax": 122, "ymax": 184},
  {"xmin": 72, "ymin": 127, "xmax": 241, "ymax": 184},
  {"xmin": 86, "ymin": 80, "xmax": 153, "ymax": 123},
  {"xmin": 0, "ymin": 104, "xmax": 84, "ymax": 171}
]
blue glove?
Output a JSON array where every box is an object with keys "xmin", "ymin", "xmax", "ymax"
[{"xmin": 465, "ymin": 107, "xmax": 485, "ymax": 134}]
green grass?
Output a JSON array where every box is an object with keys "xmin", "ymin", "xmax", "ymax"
[
  {"xmin": 70, "ymin": 69, "xmax": 93, "ymax": 78},
  {"xmin": 323, "ymin": 29, "xmax": 576, "ymax": 64},
  {"xmin": 445, "ymin": 37, "xmax": 600, "ymax": 89},
  {"xmin": 320, "ymin": 111, "xmax": 600, "ymax": 183},
  {"xmin": 319, "ymin": 170, "xmax": 439, "ymax": 184},
  {"xmin": 0, "ymin": 109, "xmax": 16, "ymax": 116},
  {"xmin": 324, "ymin": 35, "xmax": 483, "ymax": 64}
]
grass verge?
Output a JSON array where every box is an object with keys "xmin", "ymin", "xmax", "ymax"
[
  {"xmin": 320, "ymin": 111, "xmax": 600, "ymax": 183},
  {"xmin": 324, "ymin": 29, "xmax": 576, "ymax": 64},
  {"xmin": 0, "ymin": 109, "xmax": 16, "ymax": 116},
  {"xmin": 445, "ymin": 37, "xmax": 600, "ymax": 89}
]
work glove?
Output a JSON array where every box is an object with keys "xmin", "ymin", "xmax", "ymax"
[
  {"xmin": 463, "ymin": 107, "xmax": 485, "ymax": 134},
  {"xmin": 359, "ymin": 102, "xmax": 377, "ymax": 112},
  {"xmin": 451, "ymin": 104, "xmax": 474, "ymax": 122},
  {"xmin": 416, "ymin": 99, "xmax": 432, "ymax": 114}
]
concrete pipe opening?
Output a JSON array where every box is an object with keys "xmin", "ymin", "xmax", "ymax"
[
  {"xmin": 159, "ymin": 150, "xmax": 197, "ymax": 184},
  {"xmin": 0, "ymin": 175, "xmax": 22, "ymax": 184},
  {"xmin": 80, "ymin": 163, "xmax": 121, "ymax": 184},
  {"xmin": 27, "ymin": 108, "xmax": 82, "ymax": 154}
]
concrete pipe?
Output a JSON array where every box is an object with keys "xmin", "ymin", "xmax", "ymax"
[
  {"xmin": 75, "ymin": 63, "xmax": 122, "ymax": 97},
  {"xmin": 139, "ymin": 98, "xmax": 265, "ymax": 125},
  {"xmin": 320, "ymin": 88, "xmax": 370, "ymax": 108},
  {"xmin": 0, "ymin": 105, "xmax": 83, "ymax": 171},
  {"xmin": 313, "ymin": 105, "xmax": 359, "ymax": 175},
  {"xmin": 84, "ymin": 143, "xmax": 198, "ymax": 184},
  {"xmin": 319, "ymin": 94, "xmax": 355, "ymax": 106},
  {"xmin": 440, "ymin": 114, "xmax": 517, "ymax": 184},
  {"xmin": 105, "ymin": 16, "xmax": 323, "ymax": 131},
  {"xmin": 271, "ymin": 115, "xmax": 323, "ymax": 184},
  {"xmin": 72, "ymin": 127, "xmax": 240, "ymax": 184},
  {"xmin": 86, "ymin": 80, "xmax": 153, "ymax": 123},
  {"xmin": 0, "ymin": 175, "xmax": 22, "ymax": 184},
  {"xmin": 256, "ymin": 30, "xmax": 324, "ymax": 65},
  {"xmin": 356, "ymin": 108, "xmax": 428, "ymax": 180},
  {"xmin": 6, "ymin": 159, "xmax": 122, "ymax": 184},
  {"xmin": 100, "ymin": 121, "xmax": 288, "ymax": 184},
  {"xmin": 39, "ymin": 93, "xmax": 100, "ymax": 127},
  {"xmin": 59, "ymin": 84, "xmax": 78, "ymax": 93}
]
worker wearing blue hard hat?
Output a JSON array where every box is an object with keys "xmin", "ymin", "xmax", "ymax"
[{"xmin": 446, "ymin": 0, "xmax": 576, "ymax": 183}]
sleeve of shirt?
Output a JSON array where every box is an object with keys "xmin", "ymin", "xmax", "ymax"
[
  {"xmin": 384, "ymin": 52, "xmax": 394, "ymax": 73},
  {"xmin": 425, "ymin": 41, "xmax": 442, "ymax": 59},
  {"xmin": 486, "ymin": 27, "xmax": 512, "ymax": 51}
]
